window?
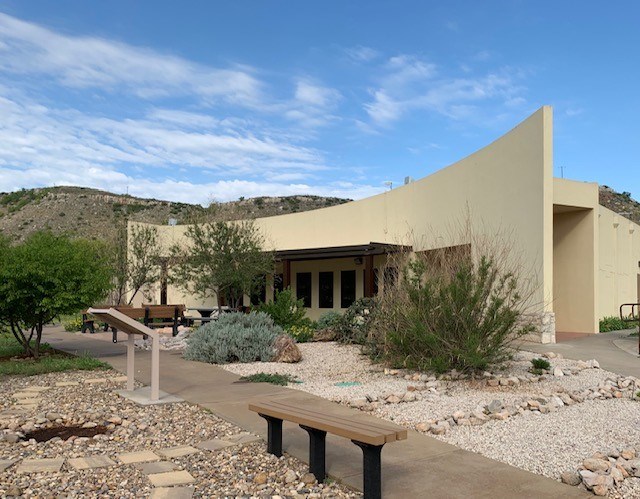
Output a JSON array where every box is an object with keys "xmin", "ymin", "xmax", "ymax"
[
  {"xmin": 341, "ymin": 270, "xmax": 356, "ymax": 308},
  {"xmin": 296, "ymin": 272, "xmax": 312, "ymax": 307},
  {"xmin": 319, "ymin": 271, "xmax": 334, "ymax": 308},
  {"xmin": 273, "ymin": 273, "xmax": 284, "ymax": 301}
]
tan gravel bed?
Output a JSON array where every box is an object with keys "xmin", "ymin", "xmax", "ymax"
[
  {"xmin": 0, "ymin": 369, "xmax": 360, "ymax": 498},
  {"xmin": 218, "ymin": 341, "xmax": 640, "ymax": 497}
]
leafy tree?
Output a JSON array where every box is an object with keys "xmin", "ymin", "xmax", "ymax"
[
  {"xmin": 109, "ymin": 222, "xmax": 161, "ymax": 305},
  {"xmin": 0, "ymin": 232, "xmax": 112, "ymax": 358},
  {"xmin": 170, "ymin": 220, "xmax": 274, "ymax": 310}
]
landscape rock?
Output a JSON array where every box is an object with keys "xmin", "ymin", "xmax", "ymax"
[
  {"xmin": 560, "ymin": 471, "xmax": 582, "ymax": 486},
  {"xmin": 273, "ymin": 335, "xmax": 302, "ymax": 363}
]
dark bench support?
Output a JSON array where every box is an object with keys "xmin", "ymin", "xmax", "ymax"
[
  {"xmin": 259, "ymin": 414, "xmax": 283, "ymax": 456},
  {"xmin": 300, "ymin": 425, "xmax": 327, "ymax": 481},
  {"xmin": 353, "ymin": 440, "xmax": 384, "ymax": 499}
]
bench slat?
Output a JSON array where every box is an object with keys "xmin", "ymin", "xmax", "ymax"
[
  {"xmin": 249, "ymin": 400, "xmax": 405, "ymax": 445},
  {"xmin": 258, "ymin": 400, "xmax": 407, "ymax": 441}
]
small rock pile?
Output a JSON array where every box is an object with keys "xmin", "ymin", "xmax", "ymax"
[
  {"xmin": 561, "ymin": 449, "xmax": 640, "ymax": 496},
  {"xmin": 411, "ymin": 371, "xmax": 640, "ymax": 436}
]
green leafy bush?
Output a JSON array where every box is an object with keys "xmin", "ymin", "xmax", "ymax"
[
  {"xmin": 599, "ymin": 316, "xmax": 637, "ymax": 332},
  {"xmin": 63, "ymin": 316, "xmax": 84, "ymax": 332},
  {"xmin": 334, "ymin": 297, "xmax": 377, "ymax": 345},
  {"xmin": 317, "ymin": 311, "xmax": 342, "ymax": 330},
  {"xmin": 256, "ymin": 288, "xmax": 311, "ymax": 330},
  {"xmin": 530, "ymin": 357, "xmax": 551, "ymax": 373},
  {"xmin": 240, "ymin": 372, "xmax": 297, "ymax": 385},
  {"xmin": 287, "ymin": 324, "xmax": 314, "ymax": 343},
  {"xmin": 373, "ymin": 249, "xmax": 537, "ymax": 374},
  {"xmin": 184, "ymin": 311, "xmax": 282, "ymax": 364}
]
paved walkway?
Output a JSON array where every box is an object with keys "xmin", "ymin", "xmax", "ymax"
[
  {"xmin": 521, "ymin": 329, "xmax": 640, "ymax": 378},
  {"xmin": 45, "ymin": 327, "xmax": 586, "ymax": 498}
]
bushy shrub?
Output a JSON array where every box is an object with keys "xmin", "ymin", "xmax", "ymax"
[
  {"xmin": 334, "ymin": 298, "xmax": 377, "ymax": 345},
  {"xmin": 317, "ymin": 310, "xmax": 342, "ymax": 330},
  {"xmin": 373, "ymin": 247, "xmax": 538, "ymax": 374},
  {"xmin": 287, "ymin": 324, "xmax": 314, "ymax": 343},
  {"xmin": 530, "ymin": 357, "xmax": 551, "ymax": 373},
  {"xmin": 184, "ymin": 311, "xmax": 282, "ymax": 364},
  {"xmin": 63, "ymin": 316, "xmax": 84, "ymax": 332},
  {"xmin": 599, "ymin": 316, "xmax": 637, "ymax": 332},
  {"xmin": 256, "ymin": 289, "xmax": 311, "ymax": 329}
]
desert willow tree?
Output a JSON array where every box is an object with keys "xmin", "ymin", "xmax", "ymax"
[
  {"xmin": 110, "ymin": 222, "xmax": 161, "ymax": 305},
  {"xmin": 169, "ymin": 219, "xmax": 275, "ymax": 311}
]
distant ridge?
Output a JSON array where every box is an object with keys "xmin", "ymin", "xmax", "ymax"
[{"xmin": 0, "ymin": 186, "xmax": 349, "ymax": 243}]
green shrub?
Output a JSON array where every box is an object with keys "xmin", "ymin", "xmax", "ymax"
[
  {"xmin": 256, "ymin": 288, "xmax": 311, "ymax": 329},
  {"xmin": 240, "ymin": 372, "xmax": 297, "ymax": 385},
  {"xmin": 317, "ymin": 310, "xmax": 342, "ymax": 330},
  {"xmin": 334, "ymin": 297, "xmax": 377, "ymax": 345},
  {"xmin": 599, "ymin": 316, "xmax": 637, "ymax": 332},
  {"xmin": 184, "ymin": 311, "xmax": 282, "ymax": 364},
  {"xmin": 373, "ymin": 250, "xmax": 537, "ymax": 374},
  {"xmin": 287, "ymin": 324, "xmax": 314, "ymax": 343},
  {"xmin": 63, "ymin": 316, "xmax": 84, "ymax": 332},
  {"xmin": 530, "ymin": 357, "xmax": 551, "ymax": 371}
]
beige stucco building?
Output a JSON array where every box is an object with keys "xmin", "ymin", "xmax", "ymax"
[{"xmin": 133, "ymin": 107, "xmax": 640, "ymax": 343}]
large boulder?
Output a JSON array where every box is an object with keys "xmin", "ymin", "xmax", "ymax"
[
  {"xmin": 313, "ymin": 328, "xmax": 336, "ymax": 342},
  {"xmin": 273, "ymin": 335, "xmax": 302, "ymax": 363}
]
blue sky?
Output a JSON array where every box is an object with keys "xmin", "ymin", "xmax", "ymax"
[{"xmin": 0, "ymin": 1, "xmax": 638, "ymax": 204}]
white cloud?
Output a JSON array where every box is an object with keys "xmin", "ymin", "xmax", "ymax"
[
  {"xmin": 344, "ymin": 45, "xmax": 380, "ymax": 62},
  {"xmin": 0, "ymin": 12, "xmax": 264, "ymax": 106},
  {"xmin": 364, "ymin": 54, "xmax": 526, "ymax": 125}
]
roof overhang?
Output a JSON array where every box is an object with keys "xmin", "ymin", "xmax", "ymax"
[{"xmin": 275, "ymin": 242, "xmax": 411, "ymax": 262}]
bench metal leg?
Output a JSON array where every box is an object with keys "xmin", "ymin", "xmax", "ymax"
[
  {"xmin": 112, "ymin": 328, "xmax": 118, "ymax": 343},
  {"xmin": 300, "ymin": 424, "xmax": 327, "ymax": 482},
  {"xmin": 259, "ymin": 414, "xmax": 283, "ymax": 457},
  {"xmin": 352, "ymin": 440, "xmax": 384, "ymax": 499}
]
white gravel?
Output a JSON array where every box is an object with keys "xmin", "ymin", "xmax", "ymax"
[{"xmin": 217, "ymin": 341, "xmax": 640, "ymax": 497}]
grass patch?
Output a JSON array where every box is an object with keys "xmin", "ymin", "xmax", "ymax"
[
  {"xmin": 0, "ymin": 333, "xmax": 108, "ymax": 376},
  {"xmin": 239, "ymin": 372, "xmax": 298, "ymax": 385}
]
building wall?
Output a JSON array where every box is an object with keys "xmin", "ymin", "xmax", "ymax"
[
  {"xmin": 598, "ymin": 206, "xmax": 640, "ymax": 319},
  {"xmin": 130, "ymin": 107, "xmax": 555, "ymax": 339}
]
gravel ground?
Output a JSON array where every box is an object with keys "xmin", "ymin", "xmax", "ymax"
[
  {"xmin": 218, "ymin": 342, "xmax": 640, "ymax": 497},
  {"xmin": 0, "ymin": 369, "xmax": 360, "ymax": 498}
]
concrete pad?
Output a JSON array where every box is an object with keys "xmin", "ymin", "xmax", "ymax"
[
  {"xmin": 225, "ymin": 432, "xmax": 262, "ymax": 446},
  {"xmin": 55, "ymin": 381, "xmax": 80, "ymax": 387},
  {"xmin": 157, "ymin": 445, "xmax": 199, "ymax": 459},
  {"xmin": 68, "ymin": 455, "xmax": 116, "ymax": 470},
  {"xmin": 84, "ymin": 378, "xmax": 108, "ymax": 384},
  {"xmin": 148, "ymin": 470, "xmax": 196, "ymax": 487},
  {"xmin": 136, "ymin": 461, "xmax": 177, "ymax": 475},
  {"xmin": 14, "ymin": 403, "xmax": 38, "ymax": 410},
  {"xmin": 0, "ymin": 409, "xmax": 27, "ymax": 417},
  {"xmin": 12, "ymin": 392, "xmax": 38, "ymax": 399},
  {"xmin": 196, "ymin": 438, "xmax": 237, "ymax": 451},
  {"xmin": 23, "ymin": 386, "xmax": 50, "ymax": 393},
  {"xmin": 17, "ymin": 458, "xmax": 64, "ymax": 473},
  {"xmin": 117, "ymin": 450, "xmax": 161, "ymax": 464},
  {"xmin": 0, "ymin": 459, "xmax": 16, "ymax": 471},
  {"xmin": 150, "ymin": 487, "xmax": 194, "ymax": 499},
  {"xmin": 116, "ymin": 387, "xmax": 183, "ymax": 406}
]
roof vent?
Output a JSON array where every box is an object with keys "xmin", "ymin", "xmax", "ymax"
[{"xmin": 404, "ymin": 176, "xmax": 414, "ymax": 185}]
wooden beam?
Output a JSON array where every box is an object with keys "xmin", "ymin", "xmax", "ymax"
[{"xmin": 283, "ymin": 259, "xmax": 291, "ymax": 289}]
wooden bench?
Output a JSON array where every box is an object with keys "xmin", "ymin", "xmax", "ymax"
[
  {"xmin": 249, "ymin": 399, "xmax": 407, "ymax": 499},
  {"xmin": 83, "ymin": 304, "xmax": 185, "ymax": 342}
]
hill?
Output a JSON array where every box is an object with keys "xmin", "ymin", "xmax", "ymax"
[
  {"xmin": 0, "ymin": 186, "xmax": 349, "ymax": 243},
  {"xmin": 599, "ymin": 186, "xmax": 640, "ymax": 225},
  {"xmin": 2, "ymin": 184, "xmax": 638, "ymax": 244}
]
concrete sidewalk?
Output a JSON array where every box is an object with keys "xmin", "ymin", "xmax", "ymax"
[
  {"xmin": 521, "ymin": 329, "xmax": 640, "ymax": 378},
  {"xmin": 46, "ymin": 327, "xmax": 586, "ymax": 498}
]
